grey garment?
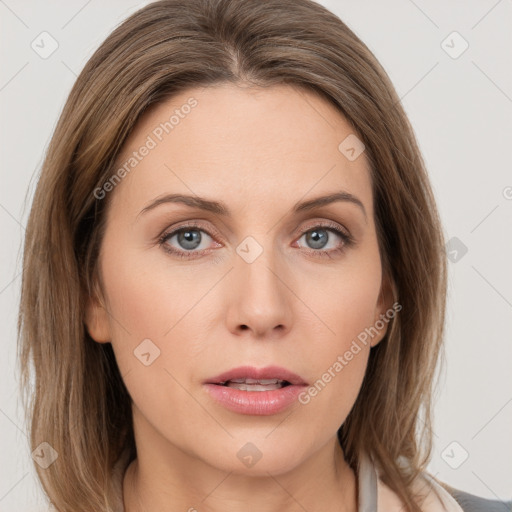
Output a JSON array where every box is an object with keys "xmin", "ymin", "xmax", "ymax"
[
  {"xmin": 445, "ymin": 487, "xmax": 512, "ymax": 512},
  {"xmin": 357, "ymin": 451, "xmax": 512, "ymax": 512}
]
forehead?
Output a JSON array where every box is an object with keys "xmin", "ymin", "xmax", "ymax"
[{"xmin": 109, "ymin": 83, "xmax": 373, "ymax": 219}]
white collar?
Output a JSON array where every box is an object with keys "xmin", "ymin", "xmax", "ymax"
[{"xmin": 358, "ymin": 451, "xmax": 464, "ymax": 512}]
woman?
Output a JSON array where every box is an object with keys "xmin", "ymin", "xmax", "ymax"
[{"xmin": 17, "ymin": 1, "xmax": 509, "ymax": 511}]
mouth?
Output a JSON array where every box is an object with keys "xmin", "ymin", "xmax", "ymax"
[
  {"xmin": 216, "ymin": 378, "xmax": 292, "ymax": 391},
  {"xmin": 205, "ymin": 364, "xmax": 307, "ymax": 387},
  {"xmin": 203, "ymin": 365, "xmax": 308, "ymax": 415}
]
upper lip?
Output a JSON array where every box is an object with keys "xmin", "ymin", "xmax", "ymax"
[{"xmin": 205, "ymin": 365, "xmax": 308, "ymax": 385}]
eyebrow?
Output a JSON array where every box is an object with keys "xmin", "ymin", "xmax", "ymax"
[{"xmin": 137, "ymin": 191, "xmax": 367, "ymax": 222}]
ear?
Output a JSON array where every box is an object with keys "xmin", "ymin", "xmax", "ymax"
[
  {"xmin": 370, "ymin": 271, "xmax": 397, "ymax": 348},
  {"xmin": 84, "ymin": 275, "xmax": 111, "ymax": 344}
]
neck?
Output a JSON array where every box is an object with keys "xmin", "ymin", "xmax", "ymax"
[{"xmin": 123, "ymin": 410, "xmax": 358, "ymax": 512}]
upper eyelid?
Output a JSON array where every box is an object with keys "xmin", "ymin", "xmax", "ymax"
[
  {"xmin": 162, "ymin": 219, "xmax": 348, "ymax": 236},
  {"xmin": 161, "ymin": 221, "xmax": 219, "ymax": 241}
]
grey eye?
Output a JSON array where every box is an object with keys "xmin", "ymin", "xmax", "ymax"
[{"xmin": 164, "ymin": 228, "xmax": 213, "ymax": 252}]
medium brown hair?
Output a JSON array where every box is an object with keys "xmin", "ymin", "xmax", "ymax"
[{"xmin": 18, "ymin": 0, "xmax": 447, "ymax": 510}]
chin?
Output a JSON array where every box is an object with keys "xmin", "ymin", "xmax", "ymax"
[{"xmin": 201, "ymin": 435, "xmax": 316, "ymax": 477}]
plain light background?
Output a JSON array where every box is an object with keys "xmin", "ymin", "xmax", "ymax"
[{"xmin": 1, "ymin": 0, "xmax": 511, "ymax": 510}]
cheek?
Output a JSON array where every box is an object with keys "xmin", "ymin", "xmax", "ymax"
[
  {"xmin": 296, "ymin": 242, "xmax": 382, "ymax": 347},
  {"xmin": 99, "ymin": 223, "xmax": 199, "ymax": 334},
  {"xmin": 292, "ymin": 294, "xmax": 373, "ymax": 433},
  {"xmin": 291, "ymin": 247, "xmax": 382, "ymax": 420},
  {"xmin": 99, "ymin": 236, "xmax": 219, "ymax": 382},
  {"xmin": 99, "ymin": 246, "xmax": 214, "ymax": 438}
]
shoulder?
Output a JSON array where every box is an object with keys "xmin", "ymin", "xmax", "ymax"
[
  {"xmin": 441, "ymin": 483, "xmax": 512, "ymax": 512},
  {"xmin": 397, "ymin": 472, "xmax": 511, "ymax": 512},
  {"xmin": 374, "ymin": 460, "xmax": 511, "ymax": 512}
]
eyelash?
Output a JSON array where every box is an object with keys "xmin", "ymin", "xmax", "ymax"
[{"xmin": 157, "ymin": 220, "xmax": 355, "ymax": 260}]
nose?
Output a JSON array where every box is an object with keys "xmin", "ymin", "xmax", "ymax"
[{"xmin": 225, "ymin": 245, "xmax": 293, "ymax": 339}]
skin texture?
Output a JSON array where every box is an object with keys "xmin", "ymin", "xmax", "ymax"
[{"xmin": 85, "ymin": 83, "xmax": 394, "ymax": 512}]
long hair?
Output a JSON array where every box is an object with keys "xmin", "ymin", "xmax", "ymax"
[{"xmin": 17, "ymin": 1, "xmax": 447, "ymax": 510}]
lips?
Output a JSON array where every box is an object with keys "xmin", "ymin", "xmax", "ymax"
[
  {"xmin": 203, "ymin": 365, "xmax": 308, "ymax": 415},
  {"xmin": 205, "ymin": 365, "xmax": 308, "ymax": 387}
]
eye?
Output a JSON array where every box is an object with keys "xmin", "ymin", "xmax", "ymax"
[
  {"xmin": 158, "ymin": 222, "xmax": 220, "ymax": 259},
  {"xmin": 294, "ymin": 222, "xmax": 354, "ymax": 258}
]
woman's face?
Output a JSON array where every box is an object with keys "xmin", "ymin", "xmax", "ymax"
[{"xmin": 86, "ymin": 83, "xmax": 393, "ymax": 476}]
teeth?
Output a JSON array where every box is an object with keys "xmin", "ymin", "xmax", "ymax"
[
  {"xmin": 225, "ymin": 378, "xmax": 284, "ymax": 385},
  {"xmin": 216, "ymin": 378, "xmax": 291, "ymax": 390},
  {"xmin": 226, "ymin": 382, "xmax": 284, "ymax": 391},
  {"xmin": 258, "ymin": 379, "xmax": 281, "ymax": 385}
]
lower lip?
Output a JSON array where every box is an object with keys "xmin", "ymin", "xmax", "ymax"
[{"xmin": 203, "ymin": 383, "xmax": 307, "ymax": 415}]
